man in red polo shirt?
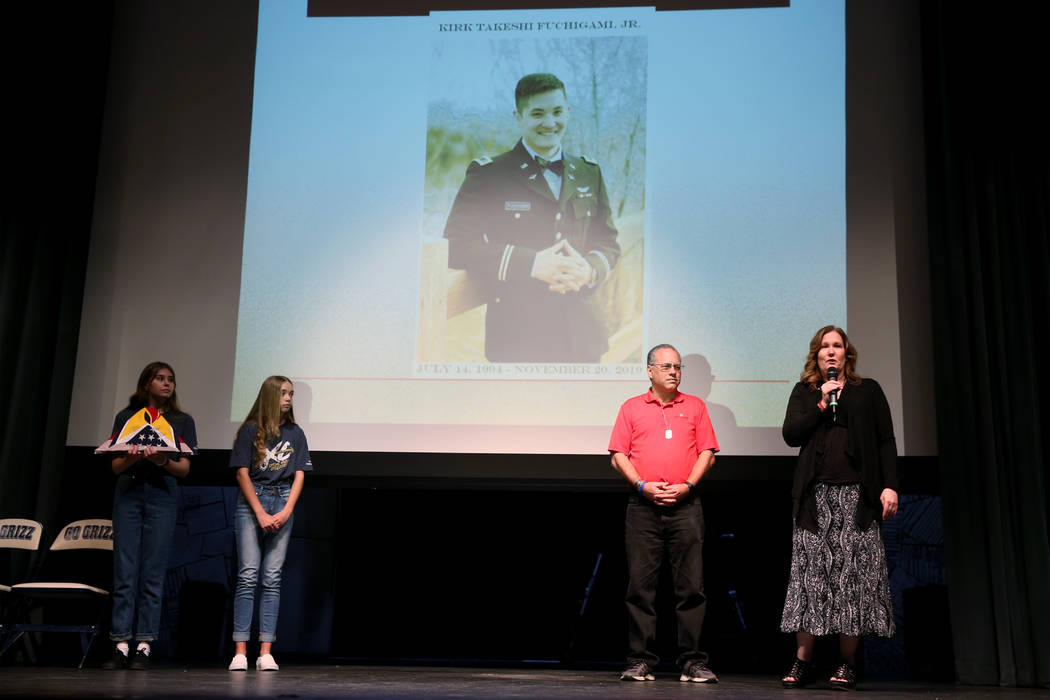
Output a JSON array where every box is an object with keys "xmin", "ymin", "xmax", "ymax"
[{"xmin": 609, "ymin": 343, "xmax": 719, "ymax": 683}]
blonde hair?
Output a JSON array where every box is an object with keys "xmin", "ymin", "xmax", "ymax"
[{"xmin": 238, "ymin": 375, "xmax": 295, "ymax": 467}]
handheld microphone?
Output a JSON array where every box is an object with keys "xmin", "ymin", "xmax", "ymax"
[{"xmin": 827, "ymin": 366, "xmax": 839, "ymax": 411}]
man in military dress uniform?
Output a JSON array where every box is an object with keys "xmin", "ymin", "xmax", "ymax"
[{"xmin": 443, "ymin": 73, "xmax": 621, "ymax": 362}]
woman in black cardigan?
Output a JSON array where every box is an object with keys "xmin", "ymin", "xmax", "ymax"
[{"xmin": 779, "ymin": 326, "xmax": 898, "ymax": 690}]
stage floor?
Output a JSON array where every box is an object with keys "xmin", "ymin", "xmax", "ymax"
[{"xmin": 0, "ymin": 665, "xmax": 1043, "ymax": 699}]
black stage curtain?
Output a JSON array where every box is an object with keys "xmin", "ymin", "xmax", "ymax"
[
  {"xmin": 0, "ymin": 5, "xmax": 112, "ymax": 525},
  {"xmin": 921, "ymin": 0, "xmax": 1050, "ymax": 687}
]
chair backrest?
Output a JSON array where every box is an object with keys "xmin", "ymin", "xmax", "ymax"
[
  {"xmin": 0, "ymin": 519, "xmax": 44, "ymax": 551},
  {"xmin": 50, "ymin": 520, "xmax": 113, "ymax": 552},
  {"xmin": 1, "ymin": 518, "xmax": 45, "ymax": 587}
]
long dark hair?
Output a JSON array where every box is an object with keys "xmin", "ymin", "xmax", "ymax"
[{"xmin": 126, "ymin": 361, "xmax": 183, "ymax": 415}]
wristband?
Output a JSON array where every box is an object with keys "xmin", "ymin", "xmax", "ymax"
[
  {"xmin": 684, "ymin": 480, "xmax": 695, "ymax": 491},
  {"xmin": 637, "ymin": 480, "xmax": 647, "ymax": 493}
]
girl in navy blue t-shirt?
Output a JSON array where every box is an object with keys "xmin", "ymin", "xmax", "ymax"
[
  {"xmin": 104, "ymin": 361, "xmax": 196, "ymax": 670},
  {"xmin": 227, "ymin": 376, "xmax": 312, "ymax": 672}
]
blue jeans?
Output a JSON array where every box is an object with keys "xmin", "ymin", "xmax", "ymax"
[
  {"xmin": 232, "ymin": 483, "xmax": 293, "ymax": 642},
  {"xmin": 110, "ymin": 472, "xmax": 178, "ymax": 642}
]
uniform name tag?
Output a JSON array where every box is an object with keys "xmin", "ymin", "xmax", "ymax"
[{"xmin": 505, "ymin": 201, "xmax": 531, "ymax": 212}]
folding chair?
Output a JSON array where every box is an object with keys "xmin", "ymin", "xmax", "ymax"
[
  {"xmin": 0, "ymin": 519, "xmax": 45, "ymax": 646},
  {"xmin": 0, "ymin": 518, "xmax": 44, "ymax": 592},
  {"xmin": 0, "ymin": 519, "xmax": 113, "ymax": 668}
]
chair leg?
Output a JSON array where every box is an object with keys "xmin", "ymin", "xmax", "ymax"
[
  {"xmin": 0, "ymin": 629, "xmax": 25, "ymax": 658},
  {"xmin": 78, "ymin": 630, "xmax": 89, "ymax": 669},
  {"xmin": 78, "ymin": 618, "xmax": 104, "ymax": 670}
]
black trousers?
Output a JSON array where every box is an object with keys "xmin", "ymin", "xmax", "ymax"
[{"xmin": 624, "ymin": 494, "xmax": 708, "ymax": 666}]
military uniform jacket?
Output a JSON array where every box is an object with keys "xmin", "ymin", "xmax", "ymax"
[{"xmin": 443, "ymin": 140, "xmax": 621, "ymax": 362}]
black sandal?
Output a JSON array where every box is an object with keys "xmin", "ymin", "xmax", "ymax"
[
  {"xmin": 781, "ymin": 657, "xmax": 815, "ymax": 688},
  {"xmin": 829, "ymin": 661, "xmax": 856, "ymax": 690}
]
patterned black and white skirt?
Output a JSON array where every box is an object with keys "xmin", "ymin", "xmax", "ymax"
[{"xmin": 780, "ymin": 483, "xmax": 895, "ymax": 637}]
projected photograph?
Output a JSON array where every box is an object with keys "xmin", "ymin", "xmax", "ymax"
[
  {"xmin": 418, "ymin": 36, "xmax": 646, "ymax": 368},
  {"xmin": 225, "ymin": 1, "xmax": 846, "ymax": 453}
]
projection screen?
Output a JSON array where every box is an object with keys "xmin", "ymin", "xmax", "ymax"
[{"xmin": 68, "ymin": 0, "xmax": 935, "ymax": 467}]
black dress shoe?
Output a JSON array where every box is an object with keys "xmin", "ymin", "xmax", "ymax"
[
  {"xmin": 101, "ymin": 649, "xmax": 128, "ymax": 670},
  {"xmin": 128, "ymin": 649, "xmax": 151, "ymax": 670}
]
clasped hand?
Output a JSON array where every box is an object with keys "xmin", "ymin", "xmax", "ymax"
[
  {"xmin": 532, "ymin": 239, "xmax": 592, "ymax": 293},
  {"xmin": 642, "ymin": 481, "xmax": 687, "ymax": 506},
  {"xmin": 256, "ymin": 510, "xmax": 288, "ymax": 532}
]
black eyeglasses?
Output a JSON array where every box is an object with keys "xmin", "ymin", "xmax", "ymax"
[{"xmin": 649, "ymin": 363, "xmax": 682, "ymax": 372}]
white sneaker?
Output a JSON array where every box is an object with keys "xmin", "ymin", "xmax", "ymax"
[
  {"xmin": 256, "ymin": 653, "xmax": 279, "ymax": 671},
  {"xmin": 228, "ymin": 654, "xmax": 248, "ymax": 671}
]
